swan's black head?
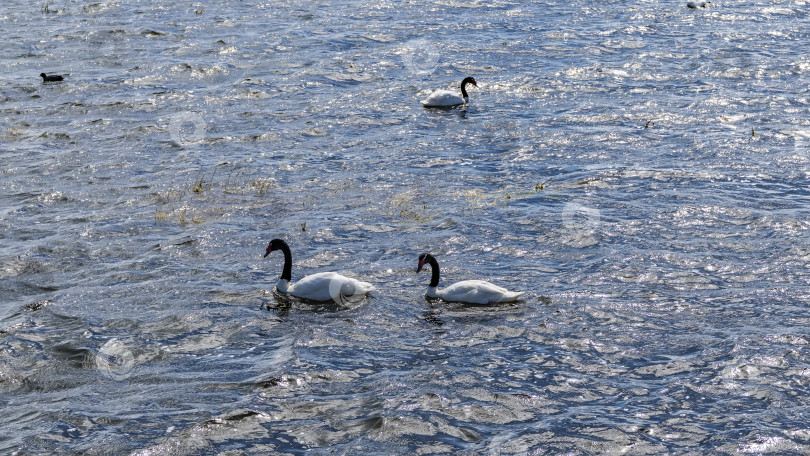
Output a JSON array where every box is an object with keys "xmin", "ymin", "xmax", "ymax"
[
  {"xmin": 264, "ymin": 238, "xmax": 287, "ymax": 258},
  {"xmin": 459, "ymin": 77, "xmax": 477, "ymax": 100},
  {"xmin": 417, "ymin": 253, "xmax": 431, "ymax": 273},
  {"xmin": 40, "ymin": 73, "xmax": 47, "ymax": 79}
]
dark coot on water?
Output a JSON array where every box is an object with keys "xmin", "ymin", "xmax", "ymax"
[
  {"xmin": 40, "ymin": 73, "xmax": 64, "ymax": 82},
  {"xmin": 686, "ymin": 1, "xmax": 710, "ymax": 8}
]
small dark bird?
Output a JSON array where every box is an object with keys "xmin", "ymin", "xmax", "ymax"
[
  {"xmin": 686, "ymin": 1, "xmax": 710, "ymax": 9},
  {"xmin": 40, "ymin": 73, "xmax": 64, "ymax": 82}
]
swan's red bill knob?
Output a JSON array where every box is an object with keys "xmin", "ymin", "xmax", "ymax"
[
  {"xmin": 417, "ymin": 259, "xmax": 425, "ymax": 272},
  {"xmin": 265, "ymin": 239, "xmax": 287, "ymax": 258}
]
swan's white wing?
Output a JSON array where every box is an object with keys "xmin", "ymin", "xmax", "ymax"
[
  {"xmin": 289, "ymin": 272, "xmax": 374, "ymax": 302},
  {"xmin": 421, "ymin": 90, "xmax": 464, "ymax": 107},
  {"xmin": 437, "ymin": 280, "xmax": 523, "ymax": 304}
]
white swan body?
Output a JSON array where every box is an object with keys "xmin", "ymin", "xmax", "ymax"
[
  {"xmin": 427, "ymin": 280, "xmax": 523, "ymax": 304},
  {"xmin": 421, "ymin": 77, "xmax": 477, "ymax": 108},
  {"xmin": 265, "ymin": 239, "xmax": 375, "ymax": 303},
  {"xmin": 418, "ymin": 253, "xmax": 523, "ymax": 305},
  {"xmin": 421, "ymin": 90, "xmax": 467, "ymax": 107},
  {"xmin": 276, "ymin": 272, "xmax": 376, "ymax": 302}
]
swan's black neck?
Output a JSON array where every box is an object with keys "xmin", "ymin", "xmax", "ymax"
[
  {"xmin": 424, "ymin": 254, "xmax": 440, "ymax": 288},
  {"xmin": 278, "ymin": 243, "xmax": 292, "ymax": 282},
  {"xmin": 267, "ymin": 239, "xmax": 293, "ymax": 281},
  {"xmin": 460, "ymin": 77, "xmax": 475, "ymax": 99}
]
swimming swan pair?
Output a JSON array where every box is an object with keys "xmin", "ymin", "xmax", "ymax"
[{"xmin": 264, "ymin": 239, "xmax": 523, "ymax": 305}]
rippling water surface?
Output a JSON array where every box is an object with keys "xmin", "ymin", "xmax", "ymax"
[{"xmin": 3, "ymin": 0, "xmax": 810, "ymax": 454}]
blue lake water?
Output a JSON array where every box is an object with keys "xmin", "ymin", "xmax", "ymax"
[{"xmin": 3, "ymin": 0, "xmax": 810, "ymax": 453}]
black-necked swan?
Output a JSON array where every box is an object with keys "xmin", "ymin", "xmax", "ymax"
[
  {"xmin": 416, "ymin": 253, "xmax": 523, "ymax": 304},
  {"xmin": 40, "ymin": 73, "xmax": 64, "ymax": 82},
  {"xmin": 421, "ymin": 77, "xmax": 477, "ymax": 108},
  {"xmin": 264, "ymin": 239, "xmax": 375, "ymax": 302}
]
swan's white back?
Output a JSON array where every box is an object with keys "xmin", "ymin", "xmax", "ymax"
[
  {"xmin": 421, "ymin": 90, "xmax": 466, "ymax": 107},
  {"xmin": 428, "ymin": 279, "xmax": 523, "ymax": 305},
  {"xmin": 283, "ymin": 271, "xmax": 375, "ymax": 302}
]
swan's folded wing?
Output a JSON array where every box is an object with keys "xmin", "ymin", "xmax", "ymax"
[
  {"xmin": 288, "ymin": 272, "xmax": 343, "ymax": 301},
  {"xmin": 289, "ymin": 272, "xmax": 374, "ymax": 301},
  {"xmin": 421, "ymin": 90, "xmax": 463, "ymax": 107},
  {"xmin": 439, "ymin": 280, "xmax": 521, "ymax": 304}
]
